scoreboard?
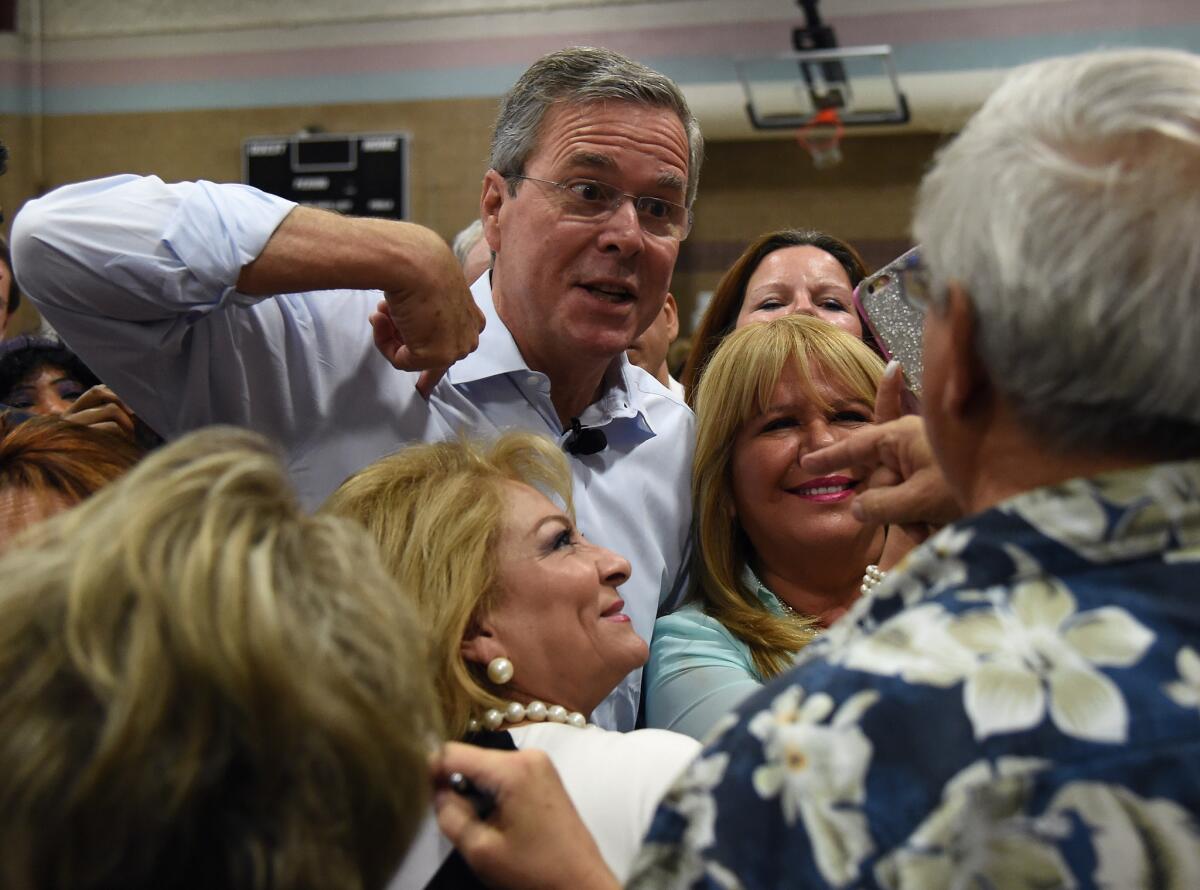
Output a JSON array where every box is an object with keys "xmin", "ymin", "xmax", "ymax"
[{"xmin": 242, "ymin": 131, "xmax": 409, "ymax": 219}]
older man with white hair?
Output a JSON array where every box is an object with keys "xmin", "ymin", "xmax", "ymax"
[
  {"xmin": 636, "ymin": 46, "xmax": 1200, "ymax": 888},
  {"xmin": 429, "ymin": 47, "xmax": 1200, "ymax": 889}
]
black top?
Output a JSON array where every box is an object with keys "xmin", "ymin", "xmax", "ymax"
[{"xmin": 424, "ymin": 730, "xmax": 516, "ymax": 890}]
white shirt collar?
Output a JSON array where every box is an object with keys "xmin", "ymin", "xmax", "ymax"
[
  {"xmin": 444, "ymin": 271, "xmax": 529, "ymax": 384},
  {"xmin": 446, "ymin": 272, "xmax": 656, "ymax": 434}
]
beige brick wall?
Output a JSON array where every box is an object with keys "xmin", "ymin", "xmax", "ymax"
[{"xmin": 3, "ymin": 98, "xmax": 943, "ymax": 336}]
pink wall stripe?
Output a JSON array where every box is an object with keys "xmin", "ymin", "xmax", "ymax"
[{"xmin": 24, "ymin": 0, "xmax": 1200, "ymax": 91}]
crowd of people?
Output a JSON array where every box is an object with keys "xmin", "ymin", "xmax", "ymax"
[{"xmin": 0, "ymin": 40, "xmax": 1198, "ymax": 890}]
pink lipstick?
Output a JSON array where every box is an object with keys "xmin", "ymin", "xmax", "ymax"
[
  {"xmin": 789, "ymin": 475, "xmax": 856, "ymax": 503},
  {"xmin": 601, "ymin": 598, "xmax": 631, "ymax": 622}
]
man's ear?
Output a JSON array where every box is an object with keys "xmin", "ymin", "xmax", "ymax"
[
  {"xmin": 664, "ymin": 293, "xmax": 680, "ymax": 343},
  {"xmin": 938, "ymin": 282, "xmax": 991, "ymax": 421},
  {"xmin": 480, "ymin": 170, "xmax": 508, "ymax": 255}
]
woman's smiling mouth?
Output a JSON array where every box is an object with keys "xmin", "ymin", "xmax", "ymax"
[
  {"xmin": 788, "ymin": 475, "xmax": 857, "ymax": 502},
  {"xmin": 600, "ymin": 598, "xmax": 631, "ymax": 621}
]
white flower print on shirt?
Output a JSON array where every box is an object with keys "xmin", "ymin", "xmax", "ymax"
[
  {"xmin": 1164, "ymin": 645, "xmax": 1200, "ymax": 712},
  {"xmin": 876, "ymin": 768, "xmax": 1200, "ymax": 890},
  {"xmin": 839, "ymin": 602, "xmax": 976, "ymax": 687},
  {"xmin": 877, "ymin": 526, "xmax": 975, "ymax": 610},
  {"xmin": 874, "ymin": 756, "xmax": 1067, "ymax": 890},
  {"xmin": 947, "ymin": 577, "xmax": 1154, "ymax": 742},
  {"xmin": 1048, "ymin": 782, "xmax": 1200, "ymax": 889},
  {"xmin": 748, "ymin": 686, "xmax": 879, "ymax": 887},
  {"xmin": 1007, "ymin": 463, "xmax": 1200, "ymax": 563},
  {"xmin": 629, "ymin": 752, "xmax": 745, "ymax": 890}
]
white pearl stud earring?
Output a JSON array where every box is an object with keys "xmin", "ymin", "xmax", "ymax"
[{"xmin": 487, "ymin": 656, "xmax": 514, "ymax": 685}]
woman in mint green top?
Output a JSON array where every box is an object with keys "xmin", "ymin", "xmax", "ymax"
[
  {"xmin": 645, "ymin": 315, "xmax": 910, "ymax": 740},
  {"xmin": 647, "ymin": 567, "xmax": 799, "ymax": 739}
]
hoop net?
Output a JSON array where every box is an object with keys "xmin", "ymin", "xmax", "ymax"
[{"xmin": 796, "ymin": 107, "xmax": 844, "ymax": 169}]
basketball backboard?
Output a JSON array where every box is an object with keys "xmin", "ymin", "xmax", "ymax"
[{"xmin": 735, "ymin": 45, "xmax": 910, "ymax": 131}]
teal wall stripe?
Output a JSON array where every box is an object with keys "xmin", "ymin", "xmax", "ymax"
[{"xmin": 5, "ymin": 23, "xmax": 1197, "ymax": 116}]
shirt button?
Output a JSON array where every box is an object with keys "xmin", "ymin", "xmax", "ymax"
[{"xmin": 526, "ymin": 374, "xmax": 541, "ymax": 386}]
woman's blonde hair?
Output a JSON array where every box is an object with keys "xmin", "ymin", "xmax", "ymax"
[
  {"xmin": 692, "ymin": 314, "xmax": 885, "ymax": 679},
  {"xmin": 321, "ymin": 432, "xmax": 574, "ymax": 739},
  {"xmin": 0, "ymin": 427, "xmax": 438, "ymax": 890}
]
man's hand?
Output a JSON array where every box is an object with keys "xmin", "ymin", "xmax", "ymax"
[
  {"xmin": 61, "ymin": 384, "xmax": 138, "ymax": 441},
  {"xmin": 803, "ymin": 413, "xmax": 961, "ymax": 531},
  {"xmin": 803, "ymin": 364, "xmax": 959, "ymax": 533},
  {"xmin": 433, "ymin": 742, "xmax": 620, "ymax": 890},
  {"xmin": 369, "ymin": 225, "xmax": 486, "ymax": 398}
]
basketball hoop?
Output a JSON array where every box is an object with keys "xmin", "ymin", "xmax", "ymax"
[{"xmin": 796, "ymin": 107, "xmax": 844, "ymax": 169}]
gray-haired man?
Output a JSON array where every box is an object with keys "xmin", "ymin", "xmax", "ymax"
[{"xmin": 13, "ymin": 47, "xmax": 701, "ymax": 731}]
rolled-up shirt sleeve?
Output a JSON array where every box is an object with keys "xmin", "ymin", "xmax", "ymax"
[
  {"xmin": 10, "ymin": 175, "xmax": 381, "ymax": 446},
  {"xmin": 13, "ymin": 175, "xmax": 295, "ymax": 322}
]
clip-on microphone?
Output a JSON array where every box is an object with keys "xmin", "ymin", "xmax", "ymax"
[{"xmin": 564, "ymin": 417, "xmax": 607, "ymax": 456}]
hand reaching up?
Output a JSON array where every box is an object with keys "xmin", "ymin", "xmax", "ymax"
[{"xmin": 61, "ymin": 385, "xmax": 138, "ymax": 441}]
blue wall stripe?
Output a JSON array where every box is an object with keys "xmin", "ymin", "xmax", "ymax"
[
  {"xmin": 889, "ymin": 24, "xmax": 1200, "ymax": 74},
  {"xmin": 35, "ymin": 64, "xmax": 535, "ymax": 115},
  {"xmin": 7, "ymin": 22, "xmax": 1199, "ymax": 117}
]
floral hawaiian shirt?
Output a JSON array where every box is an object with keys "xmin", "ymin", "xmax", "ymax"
[{"xmin": 632, "ymin": 460, "xmax": 1200, "ymax": 889}]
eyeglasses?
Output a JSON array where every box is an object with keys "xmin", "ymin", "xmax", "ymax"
[
  {"xmin": 895, "ymin": 248, "xmax": 934, "ymax": 310},
  {"xmin": 507, "ymin": 175, "xmax": 692, "ymax": 241}
]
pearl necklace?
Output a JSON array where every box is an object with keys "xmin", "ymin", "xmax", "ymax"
[
  {"xmin": 467, "ymin": 699, "xmax": 589, "ymax": 733},
  {"xmin": 860, "ymin": 564, "xmax": 886, "ymax": 594},
  {"xmin": 756, "ymin": 565, "xmax": 887, "ymax": 617}
]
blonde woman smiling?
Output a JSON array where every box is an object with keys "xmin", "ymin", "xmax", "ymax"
[{"xmin": 646, "ymin": 315, "xmax": 913, "ymax": 739}]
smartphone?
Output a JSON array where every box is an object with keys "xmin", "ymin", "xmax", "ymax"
[{"xmin": 854, "ymin": 246, "xmax": 926, "ymax": 399}]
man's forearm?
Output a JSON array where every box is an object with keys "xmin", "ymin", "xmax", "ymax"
[{"xmin": 236, "ymin": 204, "xmax": 454, "ymax": 297}]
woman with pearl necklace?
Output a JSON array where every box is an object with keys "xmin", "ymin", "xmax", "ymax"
[{"xmin": 322, "ymin": 432, "xmax": 699, "ymax": 888}]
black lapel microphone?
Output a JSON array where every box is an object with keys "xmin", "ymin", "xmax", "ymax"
[{"xmin": 564, "ymin": 417, "xmax": 607, "ymax": 456}]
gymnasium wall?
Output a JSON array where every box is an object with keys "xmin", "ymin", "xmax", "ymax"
[{"xmin": 0, "ymin": 0, "xmax": 1194, "ymax": 333}]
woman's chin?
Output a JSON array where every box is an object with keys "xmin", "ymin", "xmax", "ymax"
[
  {"xmin": 597, "ymin": 637, "xmax": 651, "ymax": 703},
  {"xmin": 761, "ymin": 520, "xmax": 882, "ymax": 564},
  {"xmin": 629, "ymin": 635, "xmax": 651, "ymax": 670},
  {"xmin": 615, "ymin": 621, "xmax": 650, "ymax": 665}
]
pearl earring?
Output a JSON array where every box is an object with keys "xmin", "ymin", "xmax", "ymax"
[{"xmin": 487, "ymin": 656, "xmax": 514, "ymax": 685}]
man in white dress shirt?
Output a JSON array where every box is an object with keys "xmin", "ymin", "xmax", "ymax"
[{"xmin": 11, "ymin": 46, "xmax": 702, "ymax": 731}]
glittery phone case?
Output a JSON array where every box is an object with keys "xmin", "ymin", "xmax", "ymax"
[{"xmin": 853, "ymin": 246, "xmax": 926, "ymax": 398}]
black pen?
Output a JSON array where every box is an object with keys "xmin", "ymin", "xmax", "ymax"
[{"xmin": 447, "ymin": 771, "xmax": 496, "ymax": 820}]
